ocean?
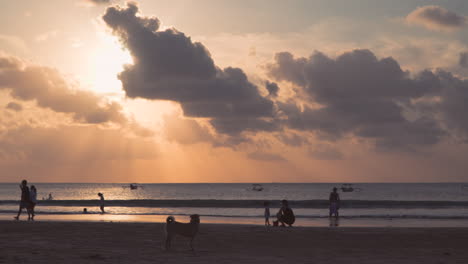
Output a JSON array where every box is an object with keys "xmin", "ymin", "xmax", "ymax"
[{"xmin": 2, "ymin": 183, "xmax": 468, "ymax": 226}]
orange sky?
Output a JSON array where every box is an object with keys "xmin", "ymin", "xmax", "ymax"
[{"xmin": 1, "ymin": 1, "xmax": 468, "ymax": 182}]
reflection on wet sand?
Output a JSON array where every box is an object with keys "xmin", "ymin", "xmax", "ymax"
[{"xmin": 329, "ymin": 217, "xmax": 340, "ymax": 227}]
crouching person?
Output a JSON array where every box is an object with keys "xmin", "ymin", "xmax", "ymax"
[{"xmin": 273, "ymin": 199, "xmax": 295, "ymax": 227}]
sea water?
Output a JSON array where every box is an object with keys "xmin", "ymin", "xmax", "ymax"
[{"xmin": 2, "ymin": 183, "xmax": 468, "ymax": 226}]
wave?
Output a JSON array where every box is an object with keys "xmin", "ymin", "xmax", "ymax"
[{"xmin": 2, "ymin": 199, "xmax": 468, "ymax": 208}]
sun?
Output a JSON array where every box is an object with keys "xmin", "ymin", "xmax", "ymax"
[{"xmin": 87, "ymin": 33, "xmax": 133, "ymax": 95}]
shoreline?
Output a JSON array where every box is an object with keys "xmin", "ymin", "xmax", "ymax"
[
  {"xmin": 3, "ymin": 213, "xmax": 468, "ymax": 228},
  {"xmin": 2, "ymin": 221, "xmax": 468, "ymax": 263}
]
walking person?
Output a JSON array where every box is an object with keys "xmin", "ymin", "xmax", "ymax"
[
  {"xmin": 14, "ymin": 180, "xmax": 31, "ymax": 220},
  {"xmin": 264, "ymin": 201, "xmax": 271, "ymax": 226},
  {"xmin": 29, "ymin": 185, "xmax": 37, "ymax": 220},
  {"xmin": 329, "ymin": 187, "xmax": 340, "ymax": 218},
  {"xmin": 98, "ymin": 193, "xmax": 105, "ymax": 213}
]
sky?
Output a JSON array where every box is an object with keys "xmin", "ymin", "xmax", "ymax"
[{"xmin": 1, "ymin": 0, "xmax": 468, "ymax": 183}]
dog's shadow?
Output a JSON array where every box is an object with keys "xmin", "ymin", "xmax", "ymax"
[{"xmin": 160, "ymin": 247, "xmax": 209, "ymax": 257}]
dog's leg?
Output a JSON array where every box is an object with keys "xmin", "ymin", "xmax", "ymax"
[
  {"xmin": 165, "ymin": 234, "xmax": 172, "ymax": 250},
  {"xmin": 190, "ymin": 237, "xmax": 194, "ymax": 251}
]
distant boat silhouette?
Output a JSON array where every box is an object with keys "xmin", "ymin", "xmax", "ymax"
[
  {"xmin": 252, "ymin": 184, "xmax": 264, "ymax": 191},
  {"xmin": 341, "ymin": 184, "xmax": 354, "ymax": 192},
  {"xmin": 123, "ymin": 184, "xmax": 141, "ymax": 190}
]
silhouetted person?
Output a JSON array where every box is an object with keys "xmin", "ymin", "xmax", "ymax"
[
  {"xmin": 274, "ymin": 200, "xmax": 295, "ymax": 227},
  {"xmin": 329, "ymin": 187, "xmax": 340, "ymax": 218},
  {"xmin": 98, "ymin": 193, "xmax": 105, "ymax": 213},
  {"xmin": 14, "ymin": 180, "xmax": 31, "ymax": 220},
  {"xmin": 28, "ymin": 185, "xmax": 37, "ymax": 220},
  {"xmin": 83, "ymin": 208, "xmax": 88, "ymax": 214},
  {"xmin": 264, "ymin": 201, "xmax": 271, "ymax": 226}
]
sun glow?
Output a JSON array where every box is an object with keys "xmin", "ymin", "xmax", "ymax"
[{"xmin": 87, "ymin": 33, "xmax": 133, "ymax": 95}]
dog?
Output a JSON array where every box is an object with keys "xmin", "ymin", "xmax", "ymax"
[{"xmin": 165, "ymin": 214, "xmax": 200, "ymax": 251}]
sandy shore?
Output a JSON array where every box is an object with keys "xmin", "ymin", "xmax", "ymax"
[{"xmin": 1, "ymin": 221, "xmax": 468, "ymax": 264}]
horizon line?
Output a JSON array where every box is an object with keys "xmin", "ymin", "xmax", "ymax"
[{"xmin": 1, "ymin": 181, "xmax": 467, "ymax": 184}]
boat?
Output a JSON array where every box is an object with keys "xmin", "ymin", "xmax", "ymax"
[
  {"xmin": 123, "ymin": 184, "xmax": 141, "ymax": 190},
  {"xmin": 340, "ymin": 184, "xmax": 354, "ymax": 192},
  {"xmin": 252, "ymin": 184, "xmax": 264, "ymax": 191}
]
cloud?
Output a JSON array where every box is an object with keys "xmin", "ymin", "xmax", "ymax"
[
  {"xmin": 247, "ymin": 151, "xmax": 286, "ymax": 162},
  {"xmin": 406, "ymin": 5, "xmax": 467, "ymax": 32},
  {"xmin": 460, "ymin": 52, "xmax": 468, "ymax": 68},
  {"xmin": 100, "ymin": 3, "xmax": 468, "ymax": 153},
  {"xmin": 89, "ymin": 0, "xmax": 112, "ymax": 3},
  {"xmin": 0, "ymin": 55, "xmax": 21, "ymax": 68},
  {"xmin": 432, "ymin": 70, "xmax": 468, "ymax": 137},
  {"xmin": 276, "ymin": 132, "xmax": 309, "ymax": 147},
  {"xmin": 79, "ymin": 0, "xmax": 113, "ymax": 7},
  {"xmin": 268, "ymin": 49, "xmax": 450, "ymax": 151},
  {"xmin": 265, "ymin": 81, "xmax": 279, "ymax": 97},
  {"xmin": 102, "ymin": 2, "xmax": 276, "ymax": 136},
  {"xmin": 308, "ymin": 144, "xmax": 343, "ymax": 160},
  {"xmin": 0, "ymin": 54, "xmax": 126, "ymax": 124},
  {"xmin": 5, "ymin": 102, "xmax": 22, "ymax": 112}
]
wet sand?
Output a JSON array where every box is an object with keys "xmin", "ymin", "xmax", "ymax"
[{"xmin": 1, "ymin": 221, "xmax": 468, "ymax": 264}]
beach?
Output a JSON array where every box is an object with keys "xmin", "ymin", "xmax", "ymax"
[{"xmin": 1, "ymin": 221, "xmax": 468, "ymax": 264}]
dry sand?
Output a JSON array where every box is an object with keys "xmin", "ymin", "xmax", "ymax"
[{"xmin": 1, "ymin": 220, "xmax": 468, "ymax": 264}]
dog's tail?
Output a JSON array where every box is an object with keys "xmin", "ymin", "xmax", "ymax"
[{"xmin": 166, "ymin": 215, "xmax": 175, "ymax": 224}]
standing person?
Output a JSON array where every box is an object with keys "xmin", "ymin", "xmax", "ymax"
[
  {"xmin": 329, "ymin": 187, "xmax": 340, "ymax": 218},
  {"xmin": 274, "ymin": 200, "xmax": 295, "ymax": 227},
  {"xmin": 98, "ymin": 193, "xmax": 105, "ymax": 213},
  {"xmin": 29, "ymin": 185, "xmax": 37, "ymax": 220},
  {"xmin": 264, "ymin": 201, "xmax": 271, "ymax": 226},
  {"xmin": 14, "ymin": 180, "xmax": 31, "ymax": 220}
]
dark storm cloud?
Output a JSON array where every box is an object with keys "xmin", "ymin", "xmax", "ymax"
[
  {"xmin": 268, "ymin": 49, "xmax": 448, "ymax": 150},
  {"xmin": 406, "ymin": 5, "xmax": 467, "ymax": 31},
  {"xmin": 460, "ymin": 52, "xmax": 468, "ymax": 68},
  {"xmin": 102, "ymin": 2, "xmax": 276, "ymax": 135},
  {"xmin": 0, "ymin": 54, "xmax": 126, "ymax": 124},
  {"xmin": 5, "ymin": 102, "xmax": 22, "ymax": 112}
]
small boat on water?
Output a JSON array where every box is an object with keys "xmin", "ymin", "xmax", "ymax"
[
  {"xmin": 123, "ymin": 184, "xmax": 141, "ymax": 190},
  {"xmin": 252, "ymin": 184, "xmax": 264, "ymax": 191},
  {"xmin": 341, "ymin": 184, "xmax": 354, "ymax": 192}
]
